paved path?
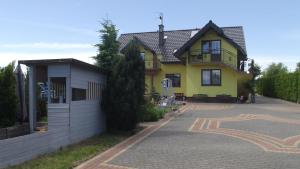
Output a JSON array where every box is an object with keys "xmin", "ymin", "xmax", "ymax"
[{"xmin": 77, "ymin": 96, "xmax": 300, "ymax": 169}]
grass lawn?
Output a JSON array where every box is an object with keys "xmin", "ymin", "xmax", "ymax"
[{"xmin": 6, "ymin": 133, "xmax": 130, "ymax": 169}]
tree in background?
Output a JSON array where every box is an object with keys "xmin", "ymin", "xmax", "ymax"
[
  {"xmin": 104, "ymin": 39, "xmax": 145, "ymax": 131},
  {"xmin": 93, "ymin": 20, "xmax": 119, "ymax": 73},
  {"xmin": 0, "ymin": 62, "xmax": 18, "ymax": 127},
  {"xmin": 248, "ymin": 60, "xmax": 261, "ymax": 103},
  {"xmin": 256, "ymin": 62, "xmax": 300, "ymax": 102},
  {"xmin": 295, "ymin": 62, "xmax": 300, "ymax": 73},
  {"xmin": 262, "ymin": 62, "xmax": 288, "ymax": 78}
]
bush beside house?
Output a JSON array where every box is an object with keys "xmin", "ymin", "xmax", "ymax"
[{"xmin": 139, "ymin": 102, "xmax": 170, "ymax": 122}]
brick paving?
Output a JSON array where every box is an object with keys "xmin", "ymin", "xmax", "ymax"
[
  {"xmin": 75, "ymin": 105, "xmax": 188, "ymax": 169},
  {"xmin": 190, "ymin": 114, "xmax": 300, "ymax": 153},
  {"xmin": 77, "ymin": 96, "xmax": 300, "ymax": 169}
]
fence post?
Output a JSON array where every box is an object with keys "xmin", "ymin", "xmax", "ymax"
[{"xmin": 29, "ymin": 66, "xmax": 37, "ymax": 133}]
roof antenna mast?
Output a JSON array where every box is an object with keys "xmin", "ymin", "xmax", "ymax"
[{"xmin": 159, "ymin": 13, "xmax": 163, "ymax": 25}]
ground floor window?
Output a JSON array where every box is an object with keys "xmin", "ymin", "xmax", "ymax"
[
  {"xmin": 201, "ymin": 69, "xmax": 221, "ymax": 86},
  {"xmin": 165, "ymin": 74, "xmax": 181, "ymax": 87}
]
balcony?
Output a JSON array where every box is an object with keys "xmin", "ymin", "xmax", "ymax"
[
  {"xmin": 145, "ymin": 60, "xmax": 161, "ymax": 74},
  {"xmin": 188, "ymin": 49, "xmax": 237, "ymax": 70}
]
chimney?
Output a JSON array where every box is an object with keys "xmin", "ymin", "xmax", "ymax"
[{"xmin": 159, "ymin": 14, "xmax": 164, "ymax": 46}]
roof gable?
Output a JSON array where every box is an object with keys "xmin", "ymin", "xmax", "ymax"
[{"xmin": 173, "ymin": 20, "xmax": 247, "ymax": 58}]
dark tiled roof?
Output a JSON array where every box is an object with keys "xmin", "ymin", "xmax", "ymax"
[
  {"xmin": 222, "ymin": 26, "xmax": 247, "ymax": 54},
  {"xmin": 118, "ymin": 26, "xmax": 247, "ymax": 63}
]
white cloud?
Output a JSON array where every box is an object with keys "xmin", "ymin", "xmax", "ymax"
[
  {"xmin": 0, "ymin": 18, "xmax": 97, "ymax": 37},
  {"xmin": 0, "ymin": 42, "xmax": 94, "ymax": 49},
  {"xmin": 251, "ymin": 54, "xmax": 298, "ymax": 71},
  {"xmin": 0, "ymin": 52, "xmax": 96, "ymax": 67}
]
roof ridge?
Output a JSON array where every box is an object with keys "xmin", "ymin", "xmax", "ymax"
[
  {"xmin": 221, "ymin": 26, "xmax": 243, "ymax": 28},
  {"xmin": 120, "ymin": 26, "xmax": 243, "ymax": 36},
  {"xmin": 120, "ymin": 28, "xmax": 200, "ymax": 35}
]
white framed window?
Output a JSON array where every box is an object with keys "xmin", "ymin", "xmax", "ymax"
[
  {"xmin": 202, "ymin": 70, "xmax": 211, "ymax": 85},
  {"xmin": 201, "ymin": 69, "xmax": 221, "ymax": 86},
  {"xmin": 165, "ymin": 74, "xmax": 181, "ymax": 87}
]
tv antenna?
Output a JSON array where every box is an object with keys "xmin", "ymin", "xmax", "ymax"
[{"xmin": 159, "ymin": 13, "xmax": 163, "ymax": 25}]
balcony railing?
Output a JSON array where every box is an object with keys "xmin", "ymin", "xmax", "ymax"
[{"xmin": 189, "ymin": 49, "xmax": 237, "ymax": 70}]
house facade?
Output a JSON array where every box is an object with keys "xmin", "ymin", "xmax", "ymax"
[{"xmin": 119, "ymin": 21, "xmax": 249, "ymax": 100}]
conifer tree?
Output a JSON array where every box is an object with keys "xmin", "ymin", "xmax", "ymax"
[
  {"xmin": 105, "ymin": 39, "xmax": 145, "ymax": 130},
  {"xmin": 0, "ymin": 63, "xmax": 18, "ymax": 127},
  {"xmin": 94, "ymin": 20, "xmax": 145, "ymax": 130},
  {"xmin": 93, "ymin": 20, "xmax": 119, "ymax": 73}
]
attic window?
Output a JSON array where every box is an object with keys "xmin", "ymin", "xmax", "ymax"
[{"xmin": 173, "ymin": 49, "xmax": 177, "ymax": 53}]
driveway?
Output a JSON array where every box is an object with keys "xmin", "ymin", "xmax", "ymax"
[{"xmin": 78, "ymin": 96, "xmax": 300, "ymax": 169}]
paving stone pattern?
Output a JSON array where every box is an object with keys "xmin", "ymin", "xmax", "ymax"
[{"xmin": 79, "ymin": 96, "xmax": 300, "ymax": 169}]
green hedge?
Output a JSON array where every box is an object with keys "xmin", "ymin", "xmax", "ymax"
[
  {"xmin": 256, "ymin": 72, "xmax": 300, "ymax": 103},
  {"xmin": 298, "ymin": 73, "xmax": 300, "ymax": 102}
]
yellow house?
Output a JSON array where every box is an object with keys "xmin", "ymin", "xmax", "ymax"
[{"xmin": 118, "ymin": 20, "xmax": 249, "ymax": 101}]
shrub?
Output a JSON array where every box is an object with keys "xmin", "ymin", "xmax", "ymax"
[
  {"xmin": 140, "ymin": 102, "xmax": 169, "ymax": 122},
  {"xmin": 238, "ymin": 79, "xmax": 251, "ymax": 100},
  {"xmin": 150, "ymin": 87, "xmax": 160, "ymax": 103},
  {"xmin": 0, "ymin": 63, "xmax": 18, "ymax": 127}
]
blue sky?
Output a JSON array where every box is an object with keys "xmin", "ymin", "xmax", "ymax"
[{"xmin": 0, "ymin": 0, "xmax": 299, "ymax": 71}]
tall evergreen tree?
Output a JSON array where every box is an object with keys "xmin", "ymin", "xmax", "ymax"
[
  {"xmin": 93, "ymin": 20, "xmax": 119, "ymax": 73},
  {"xmin": 0, "ymin": 63, "xmax": 18, "ymax": 127},
  {"xmin": 94, "ymin": 20, "xmax": 145, "ymax": 131},
  {"xmin": 105, "ymin": 39, "xmax": 145, "ymax": 130}
]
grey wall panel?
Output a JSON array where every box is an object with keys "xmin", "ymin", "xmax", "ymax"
[
  {"xmin": 0, "ymin": 128, "xmax": 72, "ymax": 168},
  {"xmin": 0, "ymin": 132, "xmax": 51, "ymax": 168},
  {"xmin": 48, "ymin": 64, "xmax": 70, "ymax": 77},
  {"xmin": 70, "ymin": 65, "xmax": 105, "ymax": 89},
  {"xmin": 48, "ymin": 104, "xmax": 70, "ymax": 130},
  {"xmin": 69, "ymin": 100, "xmax": 106, "ymax": 143},
  {"xmin": 70, "ymin": 66, "xmax": 106, "ymax": 143}
]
